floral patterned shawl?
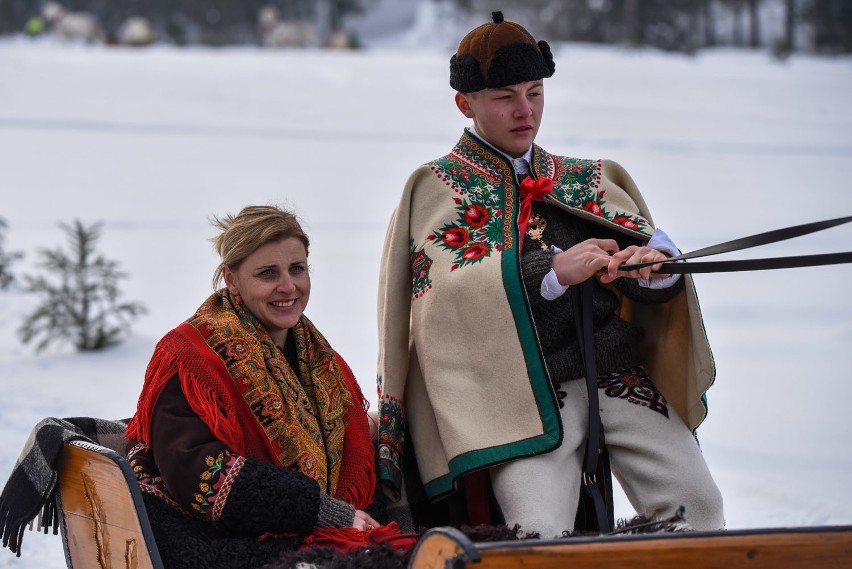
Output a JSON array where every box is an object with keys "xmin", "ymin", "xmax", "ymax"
[{"xmin": 127, "ymin": 289, "xmax": 375, "ymax": 509}]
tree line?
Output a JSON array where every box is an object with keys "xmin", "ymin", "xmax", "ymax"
[
  {"xmin": 1, "ymin": 0, "xmax": 850, "ymax": 53},
  {"xmin": 0, "ymin": 0, "xmax": 364, "ymax": 46},
  {"xmin": 456, "ymin": 0, "xmax": 852, "ymax": 55}
]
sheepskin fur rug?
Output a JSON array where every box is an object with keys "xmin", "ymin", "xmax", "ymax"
[{"xmin": 261, "ymin": 509, "xmax": 691, "ymax": 569}]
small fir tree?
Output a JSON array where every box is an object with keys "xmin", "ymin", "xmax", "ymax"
[
  {"xmin": 0, "ymin": 217, "xmax": 23, "ymax": 290},
  {"xmin": 18, "ymin": 220, "xmax": 147, "ymax": 352}
]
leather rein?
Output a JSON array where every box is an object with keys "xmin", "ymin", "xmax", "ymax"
[{"xmin": 620, "ymin": 215, "xmax": 852, "ymax": 274}]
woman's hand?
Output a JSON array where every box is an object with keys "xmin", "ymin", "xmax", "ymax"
[
  {"xmin": 551, "ymin": 238, "xmax": 620, "ymax": 286},
  {"xmin": 353, "ymin": 509, "xmax": 380, "ymax": 531}
]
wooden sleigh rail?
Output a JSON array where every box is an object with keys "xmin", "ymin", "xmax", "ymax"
[
  {"xmin": 408, "ymin": 524, "xmax": 852, "ymax": 569},
  {"xmin": 57, "ymin": 440, "xmax": 164, "ymax": 569},
  {"xmin": 57, "ymin": 440, "xmax": 852, "ymax": 569}
]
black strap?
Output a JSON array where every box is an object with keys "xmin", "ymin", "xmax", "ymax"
[
  {"xmin": 571, "ymin": 278, "xmax": 613, "ymax": 533},
  {"xmin": 620, "ymin": 215, "xmax": 852, "ymax": 274},
  {"xmin": 638, "ymin": 251, "xmax": 852, "ymax": 274}
]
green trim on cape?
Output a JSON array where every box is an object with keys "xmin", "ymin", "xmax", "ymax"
[{"xmin": 421, "ymin": 150, "xmax": 563, "ymax": 497}]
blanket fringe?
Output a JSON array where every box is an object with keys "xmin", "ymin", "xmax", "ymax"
[
  {"xmin": 40, "ymin": 496, "xmax": 60, "ymax": 536},
  {"xmin": 0, "ymin": 490, "xmax": 60, "ymax": 556},
  {"xmin": 1, "ymin": 498, "xmax": 25, "ymax": 556}
]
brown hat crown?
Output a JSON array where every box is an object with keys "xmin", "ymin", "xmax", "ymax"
[{"xmin": 450, "ymin": 11, "xmax": 555, "ymax": 93}]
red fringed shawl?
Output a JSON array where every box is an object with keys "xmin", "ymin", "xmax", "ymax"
[{"xmin": 126, "ymin": 290, "xmax": 376, "ymax": 510}]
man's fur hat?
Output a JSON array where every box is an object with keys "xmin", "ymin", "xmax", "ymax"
[{"xmin": 450, "ymin": 11, "xmax": 555, "ymax": 93}]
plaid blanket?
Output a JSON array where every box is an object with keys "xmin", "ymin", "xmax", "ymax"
[{"xmin": 0, "ymin": 417, "xmax": 128, "ymax": 557}]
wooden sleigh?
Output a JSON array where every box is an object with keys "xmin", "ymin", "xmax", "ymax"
[
  {"xmin": 56, "ymin": 439, "xmax": 852, "ymax": 569},
  {"xmin": 57, "ymin": 440, "xmax": 163, "ymax": 569},
  {"xmin": 408, "ymin": 525, "xmax": 852, "ymax": 568}
]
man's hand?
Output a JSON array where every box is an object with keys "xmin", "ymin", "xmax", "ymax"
[
  {"xmin": 606, "ymin": 245, "xmax": 668, "ymax": 281},
  {"xmin": 551, "ymin": 240, "xmax": 669, "ymax": 285},
  {"xmin": 551, "ymin": 238, "xmax": 619, "ymax": 285}
]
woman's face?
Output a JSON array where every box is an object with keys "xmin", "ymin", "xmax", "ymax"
[{"xmin": 223, "ymin": 236, "xmax": 310, "ymax": 347}]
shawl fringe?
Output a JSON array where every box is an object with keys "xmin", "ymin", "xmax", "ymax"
[
  {"xmin": 126, "ymin": 328, "xmax": 246, "ymax": 455},
  {"xmin": 298, "ymin": 522, "xmax": 418, "ymax": 555},
  {"xmin": 335, "ymin": 354, "xmax": 376, "ymax": 510}
]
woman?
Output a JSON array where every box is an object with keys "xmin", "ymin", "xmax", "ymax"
[{"xmin": 125, "ymin": 205, "xmax": 411, "ymax": 568}]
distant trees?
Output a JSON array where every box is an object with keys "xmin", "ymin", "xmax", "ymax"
[
  {"xmin": 784, "ymin": 0, "xmax": 797, "ymax": 50},
  {"xmin": 18, "ymin": 220, "xmax": 146, "ymax": 353},
  {"xmin": 0, "ymin": 217, "xmax": 23, "ymax": 290},
  {"xmin": 0, "ymin": 0, "xmax": 367, "ymax": 46},
  {"xmin": 449, "ymin": 0, "xmax": 852, "ymax": 54},
  {"xmin": 1, "ymin": 0, "xmax": 851, "ymax": 53},
  {"xmin": 804, "ymin": 0, "xmax": 852, "ymax": 52}
]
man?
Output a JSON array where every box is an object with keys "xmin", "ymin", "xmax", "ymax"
[{"xmin": 376, "ymin": 11, "xmax": 723, "ymax": 537}]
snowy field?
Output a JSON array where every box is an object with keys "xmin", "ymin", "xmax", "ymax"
[{"xmin": 1, "ymin": 33, "xmax": 852, "ymax": 567}]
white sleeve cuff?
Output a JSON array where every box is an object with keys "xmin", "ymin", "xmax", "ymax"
[
  {"xmin": 541, "ymin": 245, "xmax": 570, "ymax": 300},
  {"xmin": 638, "ymin": 227, "xmax": 683, "ymax": 289}
]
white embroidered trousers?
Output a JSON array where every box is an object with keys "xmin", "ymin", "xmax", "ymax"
[{"xmin": 489, "ymin": 375, "xmax": 724, "ymax": 537}]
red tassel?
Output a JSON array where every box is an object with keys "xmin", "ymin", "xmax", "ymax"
[{"xmin": 298, "ymin": 522, "xmax": 418, "ymax": 554}]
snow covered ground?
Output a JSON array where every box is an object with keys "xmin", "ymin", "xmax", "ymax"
[{"xmin": 1, "ymin": 28, "xmax": 852, "ymax": 568}]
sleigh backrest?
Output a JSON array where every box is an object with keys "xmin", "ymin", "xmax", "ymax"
[
  {"xmin": 408, "ymin": 524, "xmax": 852, "ymax": 569},
  {"xmin": 57, "ymin": 440, "xmax": 164, "ymax": 569}
]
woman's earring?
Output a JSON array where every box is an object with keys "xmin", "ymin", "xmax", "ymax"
[{"xmin": 234, "ymin": 291, "xmax": 243, "ymax": 306}]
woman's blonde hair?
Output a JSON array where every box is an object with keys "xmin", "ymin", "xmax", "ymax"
[{"xmin": 210, "ymin": 205, "xmax": 310, "ymax": 289}]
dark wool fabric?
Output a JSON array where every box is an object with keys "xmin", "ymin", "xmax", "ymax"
[
  {"xmin": 218, "ymin": 457, "xmax": 321, "ymax": 536},
  {"xmin": 317, "ymin": 492, "xmax": 356, "ymax": 528},
  {"xmin": 141, "ymin": 491, "xmax": 300, "ymax": 569},
  {"xmin": 520, "ymin": 201, "xmax": 684, "ymax": 385}
]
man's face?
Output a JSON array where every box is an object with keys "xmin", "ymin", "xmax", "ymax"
[{"xmin": 456, "ymin": 80, "xmax": 544, "ymax": 158}]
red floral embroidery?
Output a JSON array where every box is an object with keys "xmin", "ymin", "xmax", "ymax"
[
  {"xmin": 598, "ymin": 367, "xmax": 669, "ymax": 418},
  {"xmin": 441, "ymin": 227, "xmax": 470, "ymax": 248},
  {"xmin": 461, "ymin": 243, "xmax": 489, "ymax": 261},
  {"xmin": 583, "ymin": 200, "xmax": 603, "ymax": 215},
  {"xmin": 619, "ymin": 373, "xmax": 644, "ymax": 387},
  {"xmin": 612, "ymin": 216, "xmax": 639, "ymax": 230},
  {"xmin": 463, "ymin": 203, "xmax": 490, "ymax": 228}
]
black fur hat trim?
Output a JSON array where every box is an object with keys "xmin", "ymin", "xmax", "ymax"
[{"xmin": 450, "ymin": 40, "xmax": 555, "ymax": 92}]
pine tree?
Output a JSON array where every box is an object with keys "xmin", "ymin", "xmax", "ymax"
[
  {"xmin": 0, "ymin": 217, "xmax": 23, "ymax": 290},
  {"xmin": 18, "ymin": 220, "xmax": 146, "ymax": 352},
  {"xmin": 804, "ymin": 0, "xmax": 852, "ymax": 53}
]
